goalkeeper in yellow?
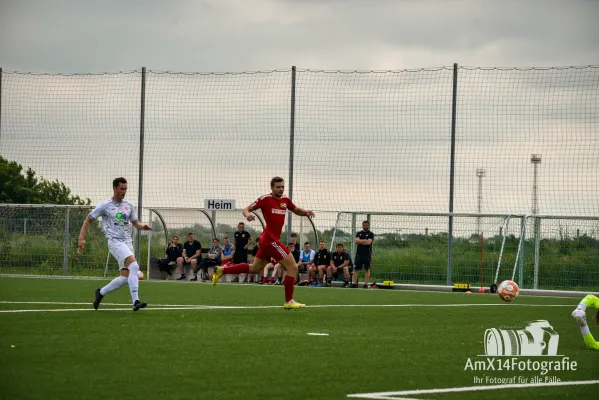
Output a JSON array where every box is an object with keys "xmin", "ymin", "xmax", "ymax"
[{"xmin": 571, "ymin": 294, "xmax": 599, "ymax": 350}]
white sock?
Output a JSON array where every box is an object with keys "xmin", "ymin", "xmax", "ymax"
[
  {"xmin": 100, "ymin": 276, "xmax": 128, "ymax": 296},
  {"xmin": 577, "ymin": 303, "xmax": 587, "ymax": 312},
  {"xmin": 581, "ymin": 324, "xmax": 590, "ymax": 336},
  {"xmin": 127, "ymin": 262, "xmax": 140, "ymax": 304}
]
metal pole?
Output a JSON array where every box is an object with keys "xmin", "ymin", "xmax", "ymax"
[
  {"xmin": 211, "ymin": 210, "xmax": 217, "ymax": 238},
  {"xmin": 146, "ymin": 209, "xmax": 152, "ymax": 280},
  {"xmin": 351, "ymin": 213, "xmax": 357, "ymax": 259},
  {"xmin": 533, "ymin": 217, "xmax": 541, "ymax": 289},
  {"xmin": 287, "ymin": 66, "xmax": 297, "ymax": 243},
  {"xmin": 447, "ymin": 63, "xmax": 458, "ymax": 286},
  {"xmin": 136, "ymin": 67, "xmax": 147, "ymax": 260},
  {"xmin": 0, "ymin": 68, "xmax": 3, "ymax": 148},
  {"xmin": 519, "ymin": 216, "xmax": 525, "ymax": 287},
  {"xmin": 63, "ymin": 208, "xmax": 70, "ymax": 275}
]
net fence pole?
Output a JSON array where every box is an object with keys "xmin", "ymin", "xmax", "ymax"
[
  {"xmin": 447, "ymin": 62, "xmax": 458, "ymax": 286},
  {"xmin": 287, "ymin": 66, "xmax": 296, "ymax": 243},
  {"xmin": 136, "ymin": 67, "xmax": 146, "ymax": 261},
  {"xmin": 0, "ymin": 67, "xmax": 3, "ymax": 148},
  {"xmin": 533, "ymin": 217, "xmax": 541, "ymax": 289},
  {"xmin": 63, "ymin": 207, "xmax": 70, "ymax": 276}
]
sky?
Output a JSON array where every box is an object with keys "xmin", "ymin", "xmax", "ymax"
[
  {"xmin": 1, "ymin": 0, "xmax": 598, "ymax": 72},
  {"xmin": 0, "ymin": 0, "xmax": 598, "ymax": 237}
]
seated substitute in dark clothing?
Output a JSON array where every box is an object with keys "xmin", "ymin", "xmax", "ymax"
[
  {"xmin": 192, "ymin": 238, "xmax": 222, "ymax": 282},
  {"xmin": 312, "ymin": 240, "xmax": 331, "ymax": 286},
  {"xmin": 158, "ymin": 235, "xmax": 183, "ymax": 278},
  {"xmin": 178, "ymin": 232, "xmax": 202, "ymax": 280},
  {"xmin": 327, "ymin": 243, "xmax": 353, "ymax": 288}
]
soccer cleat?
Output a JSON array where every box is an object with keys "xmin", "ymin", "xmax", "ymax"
[
  {"xmin": 315, "ymin": 282, "xmax": 324, "ymax": 287},
  {"xmin": 274, "ymin": 280, "xmax": 283, "ymax": 286},
  {"xmin": 190, "ymin": 275, "xmax": 198, "ymax": 281},
  {"xmin": 284, "ymin": 300, "xmax": 306, "ymax": 310},
  {"xmin": 350, "ymin": 283, "xmax": 358, "ymax": 288},
  {"xmin": 176, "ymin": 274, "xmax": 187, "ymax": 281},
  {"xmin": 363, "ymin": 284, "xmax": 369, "ymax": 289},
  {"xmin": 572, "ymin": 309, "xmax": 586, "ymax": 324},
  {"xmin": 133, "ymin": 300, "xmax": 147, "ymax": 312},
  {"xmin": 231, "ymin": 277, "xmax": 239, "ymax": 283},
  {"xmin": 93, "ymin": 288, "xmax": 104, "ymax": 310},
  {"xmin": 212, "ymin": 266, "xmax": 223, "ymax": 287}
]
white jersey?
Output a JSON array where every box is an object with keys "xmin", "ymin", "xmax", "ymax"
[{"xmin": 89, "ymin": 199, "xmax": 138, "ymax": 242}]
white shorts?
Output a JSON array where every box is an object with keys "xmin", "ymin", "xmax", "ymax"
[{"xmin": 108, "ymin": 240, "xmax": 135, "ymax": 270}]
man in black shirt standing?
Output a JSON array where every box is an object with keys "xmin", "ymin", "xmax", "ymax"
[
  {"xmin": 233, "ymin": 222, "xmax": 253, "ymax": 283},
  {"xmin": 328, "ymin": 243, "xmax": 352, "ymax": 287},
  {"xmin": 353, "ymin": 220, "xmax": 374, "ymax": 288}
]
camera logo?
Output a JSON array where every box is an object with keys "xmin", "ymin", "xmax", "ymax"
[{"xmin": 484, "ymin": 320, "xmax": 559, "ymax": 356}]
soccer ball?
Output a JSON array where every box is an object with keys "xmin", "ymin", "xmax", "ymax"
[
  {"xmin": 497, "ymin": 280, "xmax": 519, "ymax": 302},
  {"xmin": 137, "ymin": 271, "xmax": 144, "ymax": 280}
]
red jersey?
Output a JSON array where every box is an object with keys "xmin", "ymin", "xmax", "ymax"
[{"xmin": 251, "ymin": 194, "xmax": 296, "ymax": 241}]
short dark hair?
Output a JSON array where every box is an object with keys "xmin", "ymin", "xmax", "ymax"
[
  {"xmin": 362, "ymin": 220, "xmax": 369, "ymax": 224},
  {"xmin": 113, "ymin": 177, "xmax": 127, "ymax": 188},
  {"xmin": 172, "ymin": 235, "xmax": 180, "ymax": 240},
  {"xmin": 287, "ymin": 243, "xmax": 294, "ymax": 248},
  {"xmin": 291, "ymin": 233, "xmax": 298, "ymax": 238},
  {"xmin": 304, "ymin": 241, "xmax": 310, "ymax": 245},
  {"xmin": 238, "ymin": 222, "xmax": 245, "ymax": 226},
  {"xmin": 213, "ymin": 238, "xmax": 220, "ymax": 242},
  {"xmin": 187, "ymin": 232, "xmax": 194, "ymax": 236},
  {"xmin": 270, "ymin": 176, "xmax": 284, "ymax": 188},
  {"xmin": 336, "ymin": 243, "xmax": 344, "ymax": 247}
]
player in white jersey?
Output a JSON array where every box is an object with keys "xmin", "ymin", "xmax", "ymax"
[{"xmin": 78, "ymin": 177, "xmax": 152, "ymax": 311}]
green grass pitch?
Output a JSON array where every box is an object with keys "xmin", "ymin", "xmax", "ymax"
[{"xmin": 0, "ymin": 277, "xmax": 597, "ymax": 400}]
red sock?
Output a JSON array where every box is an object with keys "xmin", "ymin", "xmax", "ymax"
[
  {"xmin": 284, "ymin": 275, "xmax": 295, "ymax": 302},
  {"xmin": 223, "ymin": 263, "xmax": 250, "ymax": 275}
]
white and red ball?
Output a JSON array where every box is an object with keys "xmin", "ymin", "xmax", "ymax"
[
  {"xmin": 137, "ymin": 271, "xmax": 144, "ymax": 280},
  {"xmin": 497, "ymin": 280, "xmax": 519, "ymax": 302}
]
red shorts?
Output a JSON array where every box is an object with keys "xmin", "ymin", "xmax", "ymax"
[
  {"xmin": 255, "ymin": 237, "xmax": 290, "ymax": 263},
  {"xmin": 221, "ymin": 259, "xmax": 232, "ymax": 267}
]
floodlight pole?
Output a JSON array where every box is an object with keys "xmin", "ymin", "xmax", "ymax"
[{"xmin": 531, "ymin": 154, "xmax": 542, "ymax": 289}]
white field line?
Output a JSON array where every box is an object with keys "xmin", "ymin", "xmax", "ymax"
[
  {"xmin": 0, "ymin": 302, "xmax": 574, "ymax": 313},
  {"xmin": 347, "ymin": 379, "xmax": 599, "ymax": 400}
]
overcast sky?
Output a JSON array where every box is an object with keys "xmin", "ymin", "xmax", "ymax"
[{"xmin": 1, "ymin": 0, "xmax": 598, "ymax": 72}]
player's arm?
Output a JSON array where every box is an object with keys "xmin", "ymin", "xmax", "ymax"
[
  {"xmin": 243, "ymin": 203, "xmax": 258, "ymax": 221},
  {"xmin": 340, "ymin": 260, "xmax": 349, "ymax": 269},
  {"xmin": 132, "ymin": 220, "xmax": 152, "ymax": 231},
  {"xmin": 192, "ymin": 248, "xmax": 201, "ymax": 260},
  {"xmin": 246, "ymin": 235, "xmax": 253, "ymax": 249},
  {"xmin": 78, "ymin": 216, "xmax": 93, "ymax": 253},
  {"xmin": 79, "ymin": 202, "xmax": 105, "ymax": 253},
  {"xmin": 292, "ymin": 207, "xmax": 315, "ymax": 218}
]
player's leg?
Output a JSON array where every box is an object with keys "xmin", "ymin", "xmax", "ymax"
[
  {"xmin": 363, "ymin": 266, "xmax": 371, "ymax": 288},
  {"xmin": 123, "ymin": 252, "xmax": 147, "ymax": 311},
  {"xmin": 352, "ymin": 257, "xmax": 363, "ymax": 288},
  {"xmin": 571, "ymin": 294, "xmax": 599, "ymax": 349},
  {"xmin": 317, "ymin": 265, "xmax": 326, "ymax": 285},
  {"xmin": 274, "ymin": 263, "xmax": 283, "ymax": 285},
  {"xmin": 325, "ymin": 266, "xmax": 335, "ymax": 287},
  {"xmin": 95, "ymin": 241, "xmax": 134, "ymax": 310},
  {"xmin": 276, "ymin": 252, "xmax": 304, "ymax": 309},
  {"xmin": 343, "ymin": 266, "xmax": 352, "ymax": 288},
  {"xmin": 176, "ymin": 258, "xmax": 186, "ymax": 280}
]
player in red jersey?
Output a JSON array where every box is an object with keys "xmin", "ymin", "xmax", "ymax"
[{"xmin": 212, "ymin": 176, "xmax": 315, "ymax": 309}]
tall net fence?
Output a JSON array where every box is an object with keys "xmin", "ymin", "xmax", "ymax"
[
  {"xmin": 455, "ymin": 66, "xmax": 599, "ymax": 216},
  {"xmin": 2, "ymin": 66, "xmax": 597, "ymax": 216},
  {"xmin": 0, "ymin": 71, "xmax": 142, "ymax": 206}
]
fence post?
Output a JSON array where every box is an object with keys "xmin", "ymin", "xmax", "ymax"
[
  {"xmin": 63, "ymin": 207, "xmax": 70, "ymax": 275},
  {"xmin": 287, "ymin": 66, "xmax": 297, "ymax": 243},
  {"xmin": 0, "ymin": 67, "xmax": 3, "ymax": 148},
  {"xmin": 519, "ymin": 216, "xmax": 525, "ymax": 287},
  {"xmin": 351, "ymin": 213, "xmax": 357, "ymax": 260},
  {"xmin": 136, "ymin": 67, "xmax": 147, "ymax": 261},
  {"xmin": 146, "ymin": 209, "xmax": 152, "ymax": 281},
  {"xmin": 533, "ymin": 217, "xmax": 541, "ymax": 289},
  {"xmin": 447, "ymin": 63, "xmax": 458, "ymax": 286}
]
